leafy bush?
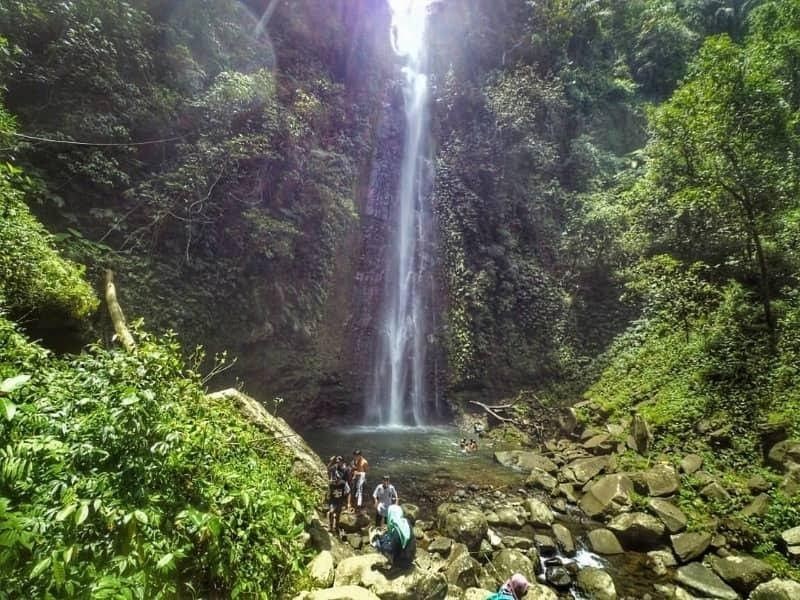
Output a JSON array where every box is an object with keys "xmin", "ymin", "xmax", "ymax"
[
  {"xmin": 0, "ymin": 318, "xmax": 313, "ymax": 598},
  {"xmin": 0, "ymin": 161, "xmax": 98, "ymax": 320}
]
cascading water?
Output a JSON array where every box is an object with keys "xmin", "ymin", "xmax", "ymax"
[{"xmin": 368, "ymin": 0, "xmax": 436, "ymax": 426}]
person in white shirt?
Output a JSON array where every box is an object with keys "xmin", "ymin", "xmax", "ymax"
[{"xmin": 372, "ymin": 475, "xmax": 398, "ymax": 526}]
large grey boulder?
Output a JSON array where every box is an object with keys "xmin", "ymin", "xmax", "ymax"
[
  {"xmin": 647, "ymin": 549, "xmax": 677, "ymax": 576},
  {"xmin": 579, "ymin": 474, "xmax": 634, "ymax": 518},
  {"xmin": 207, "ymin": 389, "xmax": 327, "ymax": 494},
  {"xmin": 780, "ymin": 525, "xmax": 800, "ymax": 547},
  {"xmin": 552, "ymin": 523, "xmax": 576, "ymax": 556},
  {"xmin": 444, "ymin": 553, "xmax": 482, "ymax": 588},
  {"xmin": 648, "ymin": 498, "xmax": 688, "ymax": 533},
  {"xmin": 339, "ymin": 511, "xmax": 371, "ymax": 534},
  {"xmin": 463, "ymin": 589, "xmax": 494, "ymax": 600},
  {"xmin": 680, "ymin": 454, "xmax": 704, "ymax": 475},
  {"xmin": 491, "ymin": 506, "xmax": 525, "ymax": 528},
  {"xmin": 494, "ymin": 451, "xmax": 558, "ymax": 473},
  {"xmin": 749, "ymin": 578, "xmax": 800, "ymax": 599},
  {"xmin": 675, "ymin": 562, "xmax": 738, "ymax": 600},
  {"xmin": 526, "ymin": 467, "xmax": 559, "ymax": 493},
  {"xmin": 643, "ymin": 464, "xmax": 681, "ymax": 497},
  {"xmin": 308, "ymin": 551, "xmax": 335, "ymax": 588},
  {"xmin": 767, "ymin": 440, "xmax": 800, "ymax": 472},
  {"xmin": 587, "ymin": 528, "xmax": 624, "ymax": 554},
  {"xmin": 741, "ymin": 494, "xmax": 770, "ymax": 518},
  {"xmin": 524, "ymin": 498, "xmax": 554, "ymax": 527},
  {"xmin": 294, "ymin": 586, "xmax": 380, "ymax": 600},
  {"xmin": 563, "ymin": 456, "xmax": 612, "ymax": 484},
  {"xmin": 436, "ymin": 503, "xmax": 488, "ymax": 551},
  {"xmin": 708, "ymin": 554, "xmax": 773, "ymax": 594},
  {"xmin": 576, "ymin": 567, "xmax": 617, "ymax": 600},
  {"xmin": 671, "ymin": 531, "xmax": 712, "ymax": 563},
  {"xmin": 334, "ymin": 554, "xmax": 448, "ymax": 600},
  {"xmin": 427, "ymin": 537, "xmax": 454, "ymax": 557},
  {"xmin": 491, "ymin": 548, "xmax": 535, "ymax": 584},
  {"xmin": 608, "ymin": 512, "xmax": 665, "ymax": 550}
]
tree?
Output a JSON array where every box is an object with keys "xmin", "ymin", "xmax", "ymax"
[{"xmin": 643, "ymin": 35, "xmax": 799, "ymax": 340}]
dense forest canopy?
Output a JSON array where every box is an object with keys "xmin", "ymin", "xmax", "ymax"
[{"xmin": 2, "ymin": 0, "xmax": 800, "ymax": 595}]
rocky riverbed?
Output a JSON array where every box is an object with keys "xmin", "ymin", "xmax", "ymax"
[{"xmin": 290, "ymin": 416, "xmax": 800, "ymax": 599}]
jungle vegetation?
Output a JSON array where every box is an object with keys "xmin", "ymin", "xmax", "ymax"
[{"xmin": 2, "ymin": 0, "xmax": 800, "ymax": 594}]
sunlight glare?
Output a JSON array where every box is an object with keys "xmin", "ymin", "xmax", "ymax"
[{"xmin": 388, "ymin": 0, "xmax": 432, "ymax": 59}]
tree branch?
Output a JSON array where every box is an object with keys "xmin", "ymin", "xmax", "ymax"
[{"xmin": 105, "ymin": 269, "xmax": 136, "ymax": 352}]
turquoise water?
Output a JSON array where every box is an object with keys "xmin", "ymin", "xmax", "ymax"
[{"xmin": 302, "ymin": 425, "xmax": 524, "ymax": 514}]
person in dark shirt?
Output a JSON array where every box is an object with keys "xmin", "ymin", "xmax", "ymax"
[{"xmin": 327, "ymin": 475, "xmax": 350, "ymax": 532}]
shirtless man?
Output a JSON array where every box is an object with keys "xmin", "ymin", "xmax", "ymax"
[{"xmin": 349, "ymin": 449, "xmax": 368, "ymax": 512}]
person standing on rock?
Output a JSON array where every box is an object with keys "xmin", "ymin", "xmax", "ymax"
[
  {"xmin": 372, "ymin": 475, "xmax": 398, "ymax": 527},
  {"xmin": 327, "ymin": 474, "xmax": 350, "ymax": 533},
  {"xmin": 488, "ymin": 573, "xmax": 529, "ymax": 599},
  {"xmin": 349, "ymin": 449, "xmax": 368, "ymax": 512}
]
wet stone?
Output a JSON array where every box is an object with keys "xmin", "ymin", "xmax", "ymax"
[
  {"xmin": 545, "ymin": 565, "xmax": 572, "ymax": 589},
  {"xmin": 535, "ymin": 534, "xmax": 558, "ymax": 557}
]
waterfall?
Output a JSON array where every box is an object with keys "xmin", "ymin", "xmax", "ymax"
[{"xmin": 368, "ymin": 0, "xmax": 435, "ymax": 426}]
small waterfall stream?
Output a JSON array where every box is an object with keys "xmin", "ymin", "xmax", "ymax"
[{"xmin": 368, "ymin": 0, "xmax": 436, "ymax": 426}]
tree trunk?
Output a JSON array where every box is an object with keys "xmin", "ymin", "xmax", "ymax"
[{"xmin": 105, "ymin": 269, "xmax": 136, "ymax": 352}]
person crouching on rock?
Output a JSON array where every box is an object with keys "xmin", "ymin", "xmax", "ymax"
[
  {"xmin": 372, "ymin": 475, "xmax": 398, "ymax": 527},
  {"xmin": 327, "ymin": 475, "xmax": 350, "ymax": 533},
  {"xmin": 371, "ymin": 504, "xmax": 415, "ymax": 569},
  {"xmin": 488, "ymin": 573, "xmax": 529, "ymax": 599}
]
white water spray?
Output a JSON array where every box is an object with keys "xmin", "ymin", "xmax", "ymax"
[{"xmin": 369, "ymin": 0, "xmax": 434, "ymax": 426}]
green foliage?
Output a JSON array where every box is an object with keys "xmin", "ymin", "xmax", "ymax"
[
  {"xmin": 0, "ymin": 160, "xmax": 98, "ymax": 320},
  {"xmin": 0, "ymin": 317, "xmax": 313, "ymax": 597}
]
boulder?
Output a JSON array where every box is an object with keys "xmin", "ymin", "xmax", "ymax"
[
  {"xmin": 339, "ymin": 511, "xmax": 371, "ymax": 534},
  {"xmin": 767, "ymin": 440, "xmax": 800, "ymax": 472},
  {"xmin": 308, "ymin": 551, "xmax": 335, "ymax": 588},
  {"xmin": 647, "ymin": 549, "xmax": 677, "ymax": 576},
  {"xmin": 629, "ymin": 413, "xmax": 652, "ymax": 454},
  {"xmin": 579, "ymin": 474, "xmax": 634, "ymax": 518},
  {"xmin": 675, "ymin": 562, "xmax": 738, "ymax": 600},
  {"xmin": 207, "ymin": 389, "xmax": 327, "ymax": 494},
  {"xmin": 587, "ymin": 528, "xmax": 624, "ymax": 555},
  {"xmin": 494, "ymin": 451, "xmax": 558, "ymax": 473},
  {"xmin": 527, "ymin": 584, "xmax": 559, "ymax": 600},
  {"xmin": 680, "ymin": 454, "xmax": 703, "ymax": 475},
  {"xmin": 526, "ymin": 468, "xmax": 558, "ymax": 493},
  {"xmin": 502, "ymin": 535, "xmax": 533, "ymax": 550},
  {"xmin": 576, "ymin": 567, "xmax": 617, "ymax": 600},
  {"xmin": 746, "ymin": 474, "xmax": 771, "ymax": 494},
  {"xmin": 492, "ymin": 548, "xmax": 535, "ymax": 584},
  {"xmin": 671, "ymin": 531, "xmax": 712, "ymax": 563},
  {"xmin": 492, "ymin": 506, "xmax": 525, "ymax": 528},
  {"xmin": 402, "ymin": 503, "xmax": 420, "ymax": 524},
  {"xmin": 750, "ymin": 578, "xmax": 800, "ymax": 599},
  {"xmin": 700, "ymin": 481, "xmax": 732, "ymax": 503},
  {"xmin": 534, "ymin": 534, "xmax": 557, "ymax": 557},
  {"xmin": 741, "ymin": 493, "xmax": 771, "ymax": 518},
  {"xmin": 779, "ymin": 464, "xmax": 800, "ymax": 496},
  {"xmin": 545, "ymin": 564, "xmax": 572, "ymax": 588},
  {"xmin": 444, "ymin": 552, "xmax": 481, "ymax": 588},
  {"xmin": 524, "ymin": 498, "xmax": 554, "ymax": 527},
  {"xmin": 436, "ymin": 503, "xmax": 488, "ymax": 551},
  {"xmin": 294, "ymin": 586, "xmax": 380, "ymax": 600},
  {"xmin": 563, "ymin": 456, "xmax": 612, "ymax": 484},
  {"xmin": 306, "ymin": 518, "xmax": 354, "ymax": 565},
  {"xmin": 427, "ymin": 537, "xmax": 453, "ymax": 557},
  {"xmin": 648, "ymin": 498, "xmax": 688, "ymax": 533},
  {"xmin": 708, "ymin": 554, "xmax": 774, "ymax": 594},
  {"xmin": 334, "ymin": 554, "xmax": 447, "ymax": 600},
  {"xmin": 643, "ymin": 464, "xmax": 681, "ymax": 497},
  {"xmin": 552, "ymin": 523, "xmax": 576, "ymax": 556},
  {"xmin": 781, "ymin": 525, "xmax": 800, "ymax": 547},
  {"xmin": 608, "ymin": 512, "xmax": 665, "ymax": 550},
  {"xmin": 583, "ymin": 434, "xmax": 614, "ymax": 454}
]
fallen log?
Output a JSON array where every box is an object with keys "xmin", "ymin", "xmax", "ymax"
[{"xmin": 105, "ymin": 269, "xmax": 136, "ymax": 352}]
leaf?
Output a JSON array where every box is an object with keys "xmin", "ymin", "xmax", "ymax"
[
  {"xmin": 0, "ymin": 374, "xmax": 31, "ymax": 394},
  {"xmin": 56, "ymin": 504, "xmax": 77, "ymax": 522},
  {"xmin": 1, "ymin": 398, "xmax": 16, "ymax": 421},
  {"xmin": 76, "ymin": 503, "xmax": 89, "ymax": 525},
  {"xmin": 156, "ymin": 553, "xmax": 174, "ymax": 569},
  {"xmin": 133, "ymin": 510, "xmax": 148, "ymax": 524},
  {"xmin": 30, "ymin": 557, "xmax": 51, "ymax": 578}
]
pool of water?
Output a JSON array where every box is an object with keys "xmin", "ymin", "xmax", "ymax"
[{"xmin": 302, "ymin": 425, "xmax": 524, "ymax": 514}]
